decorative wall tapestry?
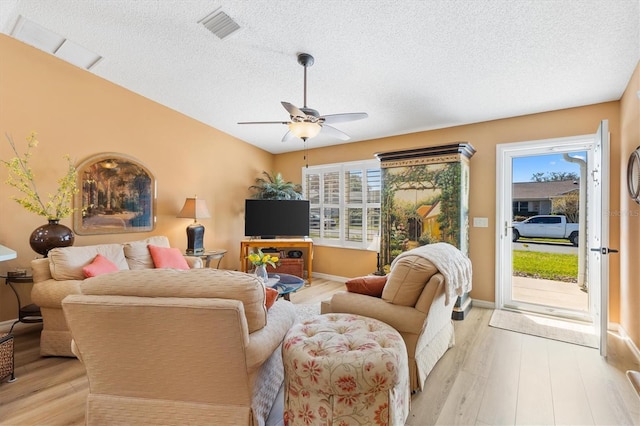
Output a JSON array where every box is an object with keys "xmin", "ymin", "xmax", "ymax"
[{"xmin": 73, "ymin": 153, "xmax": 156, "ymax": 235}]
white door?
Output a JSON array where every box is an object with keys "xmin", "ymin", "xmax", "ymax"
[
  {"xmin": 587, "ymin": 120, "xmax": 612, "ymax": 357},
  {"xmin": 496, "ymin": 122, "xmax": 610, "ymax": 355}
]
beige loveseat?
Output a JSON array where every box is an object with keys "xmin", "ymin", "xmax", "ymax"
[
  {"xmin": 321, "ymin": 243, "xmax": 472, "ymax": 392},
  {"xmin": 62, "ymin": 268, "xmax": 296, "ymax": 426},
  {"xmin": 31, "ymin": 236, "xmax": 202, "ymax": 356}
]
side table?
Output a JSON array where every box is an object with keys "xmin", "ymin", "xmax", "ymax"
[
  {"xmin": 187, "ymin": 249, "xmax": 227, "ymax": 268},
  {"xmin": 2, "ymin": 274, "xmax": 42, "ymax": 334}
]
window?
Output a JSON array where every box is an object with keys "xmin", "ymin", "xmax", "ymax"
[{"xmin": 303, "ymin": 160, "xmax": 381, "ymax": 248}]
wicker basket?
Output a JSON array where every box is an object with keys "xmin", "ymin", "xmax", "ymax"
[
  {"xmin": 267, "ymin": 258, "xmax": 304, "ymax": 279},
  {"xmin": 0, "ymin": 333, "xmax": 15, "ymax": 383}
]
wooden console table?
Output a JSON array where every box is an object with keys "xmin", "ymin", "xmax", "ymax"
[{"xmin": 240, "ymin": 239, "xmax": 313, "ymax": 283}]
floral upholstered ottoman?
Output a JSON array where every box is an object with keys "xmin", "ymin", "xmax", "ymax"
[{"xmin": 282, "ymin": 313, "xmax": 409, "ymax": 426}]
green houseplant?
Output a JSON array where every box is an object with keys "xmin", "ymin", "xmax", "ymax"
[{"xmin": 249, "ymin": 171, "xmax": 302, "ymax": 200}]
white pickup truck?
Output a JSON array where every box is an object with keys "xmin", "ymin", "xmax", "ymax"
[{"xmin": 512, "ymin": 215, "xmax": 579, "ymax": 246}]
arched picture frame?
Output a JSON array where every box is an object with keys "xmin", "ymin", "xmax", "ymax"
[
  {"xmin": 73, "ymin": 153, "xmax": 156, "ymax": 235},
  {"xmin": 628, "ymin": 146, "xmax": 640, "ymax": 205}
]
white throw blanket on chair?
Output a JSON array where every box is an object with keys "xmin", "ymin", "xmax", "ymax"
[{"xmin": 391, "ymin": 242, "xmax": 472, "ymax": 305}]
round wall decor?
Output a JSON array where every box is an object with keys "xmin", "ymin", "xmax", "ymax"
[{"xmin": 628, "ymin": 146, "xmax": 640, "ymax": 205}]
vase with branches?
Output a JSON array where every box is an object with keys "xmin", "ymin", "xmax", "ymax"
[{"xmin": 2, "ymin": 132, "xmax": 78, "ymax": 255}]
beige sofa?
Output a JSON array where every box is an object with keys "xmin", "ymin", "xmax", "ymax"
[
  {"xmin": 62, "ymin": 268, "xmax": 296, "ymax": 426},
  {"xmin": 322, "ymin": 244, "xmax": 472, "ymax": 392},
  {"xmin": 31, "ymin": 236, "xmax": 203, "ymax": 356}
]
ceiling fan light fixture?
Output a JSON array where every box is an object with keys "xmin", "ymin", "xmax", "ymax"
[{"xmin": 288, "ymin": 121, "xmax": 321, "ymax": 139}]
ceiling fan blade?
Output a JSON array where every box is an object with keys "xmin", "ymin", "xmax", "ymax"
[
  {"xmin": 237, "ymin": 121, "xmax": 290, "ymax": 125},
  {"xmin": 281, "ymin": 130, "xmax": 298, "ymax": 143},
  {"xmin": 281, "ymin": 101, "xmax": 307, "ymax": 118},
  {"xmin": 321, "ymin": 112, "xmax": 368, "ymax": 125},
  {"xmin": 320, "ymin": 124, "xmax": 351, "ymax": 141}
]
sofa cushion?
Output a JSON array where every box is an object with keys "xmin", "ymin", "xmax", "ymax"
[
  {"xmin": 48, "ymin": 244, "xmax": 129, "ymax": 281},
  {"xmin": 82, "ymin": 254, "xmax": 119, "ymax": 278},
  {"xmin": 265, "ymin": 287, "xmax": 279, "ymax": 309},
  {"xmin": 123, "ymin": 236, "xmax": 171, "ymax": 270},
  {"xmin": 148, "ymin": 245, "xmax": 190, "ymax": 270},
  {"xmin": 381, "ymin": 255, "xmax": 438, "ymax": 307},
  {"xmin": 82, "ymin": 268, "xmax": 268, "ymax": 333},
  {"xmin": 345, "ymin": 275, "xmax": 387, "ymax": 297}
]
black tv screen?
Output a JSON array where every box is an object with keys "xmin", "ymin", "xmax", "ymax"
[{"xmin": 244, "ymin": 199, "xmax": 310, "ymax": 238}]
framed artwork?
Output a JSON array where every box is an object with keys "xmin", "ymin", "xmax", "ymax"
[
  {"xmin": 627, "ymin": 146, "xmax": 640, "ymax": 205},
  {"xmin": 73, "ymin": 153, "xmax": 156, "ymax": 235}
]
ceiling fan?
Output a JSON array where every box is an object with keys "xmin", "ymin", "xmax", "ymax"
[{"xmin": 238, "ymin": 53, "xmax": 368, "ymax": 142}]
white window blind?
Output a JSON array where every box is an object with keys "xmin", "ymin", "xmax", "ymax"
[{"xmin": 303, "ymin": 160, "xmax": 381, "ymax": 249}]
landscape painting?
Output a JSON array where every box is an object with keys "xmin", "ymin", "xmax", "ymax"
[{"xmin": 73, "ymin": 153, "xmax": 156, "ymax": 235}]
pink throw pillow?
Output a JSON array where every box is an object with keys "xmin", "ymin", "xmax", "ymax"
[
  {"xmin": 265, "ymin": 287, "xmax": 279, "ymax": 310},
  {"xmin": 82, "ymin": 254, "xmax": 119, "ymax": 278},
  {"xmin": 345, "ymin": 275, "xmax": 388, "ymax": 297},
  {"xmin": 148, "ymin": 245, "xmax": 190, "ymax": 270}
]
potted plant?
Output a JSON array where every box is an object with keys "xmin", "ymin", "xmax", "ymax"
[{"xmin": 249, "ymin": 171, "xmax": 302, "ymax": 200}]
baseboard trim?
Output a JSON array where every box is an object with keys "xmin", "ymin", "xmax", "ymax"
[
  {"xmin": 470, "ymin": 299, "xmax": 495, "ymax": 309},
  {"xmin": 618, "ymin": 324, "xmax": 640, "ymax": 365},
  {"xmin": 311, "ymin": 272, "xmax": 348, "ymax": 283}
]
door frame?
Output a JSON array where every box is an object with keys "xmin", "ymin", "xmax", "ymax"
[{"xmin": 495, "ymin": 134, "xmax": 597, "ymax": 322}]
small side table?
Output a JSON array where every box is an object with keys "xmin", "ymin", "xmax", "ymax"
[
  {"xmin": 2, "ymin": 274, "xmax": 42, "ymax": 334},
  {"xmin": 187, "ymin": 249, "xmax": 227, "ymax": 268}
]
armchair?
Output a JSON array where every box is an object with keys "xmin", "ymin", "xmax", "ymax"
[
  {"xmin": 322, "ymin": 243, "xmax": 472, "ymax": 392},
  {"xmin": 62, "ymin": 268, "xmax": 296, "ymax": 425}
]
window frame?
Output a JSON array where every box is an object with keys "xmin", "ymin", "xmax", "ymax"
[{"xmin": 302, "ymin": 159, "xmax": 381, "ymax": 249}]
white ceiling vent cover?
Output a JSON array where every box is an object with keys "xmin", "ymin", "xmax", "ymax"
[{"xmin": 199, "ymin": 10, "xmax": 240, "ymax": 40}]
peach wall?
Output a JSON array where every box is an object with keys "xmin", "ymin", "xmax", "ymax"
[
  {"xmin": 0, "ymin": 35, "xmax": 274, "ymax": 321},
  {"xmin": 619, "ymin": 61, "xmax": 640, "ymax": 347},
  {"xmin": 276, "ymin": 103, "xmax": 623, "ymax": 315}
]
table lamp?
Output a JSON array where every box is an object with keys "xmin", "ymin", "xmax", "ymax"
[
  {"xmin": 367, "ymin": 235, "xmax": 385, "ymax": 276},
  {"xmin": 177, "ymin": 196, "xmax": 211, "ymax": 254}
]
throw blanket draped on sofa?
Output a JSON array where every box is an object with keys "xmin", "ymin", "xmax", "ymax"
[{"xmin": 391, "ymin": 242, "xmax": 472, "ymax": 305}]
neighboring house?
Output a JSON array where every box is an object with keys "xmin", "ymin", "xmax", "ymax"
[
  {"xmin": 512, "ymin": 180, "xmax": 579, "ymax": 217},
  {"xmin": 416, "ymin": 201, "xmax": 441, "ymax": 240}
]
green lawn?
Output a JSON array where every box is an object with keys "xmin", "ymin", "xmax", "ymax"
[{"xmin": 513, "ymin": 250, "xmax": 578, "ymax": 282}]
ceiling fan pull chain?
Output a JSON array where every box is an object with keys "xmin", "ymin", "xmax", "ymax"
[{"xmin": 304, "ymin": 139, "xmax": 309, "ymax": 168}]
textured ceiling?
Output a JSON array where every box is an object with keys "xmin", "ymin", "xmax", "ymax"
[{"xmin": 1, "ymin": 0, "xmax": 638, "ymax": 154}]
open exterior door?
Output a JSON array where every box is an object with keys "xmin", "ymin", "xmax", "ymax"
[{"xmin": 587, "ymin": 120, "xmax": 613, "ymax": 357}]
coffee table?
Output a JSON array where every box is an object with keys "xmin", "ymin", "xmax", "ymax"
[{"xmin": 267, "ymin": 273, "xmax": 304, "ymax": 301}]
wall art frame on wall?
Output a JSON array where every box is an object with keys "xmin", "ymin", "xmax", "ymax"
[
  {"xmin": 73, "ymin": 153, "xmax": 156, "ymax": 235},
  {"xmin": 627, "ymin": 146, "xmax": 640, "ymax": 205}
]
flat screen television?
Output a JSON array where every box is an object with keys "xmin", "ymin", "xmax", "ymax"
[{"xmin": 244, "ymin": 199, "xmax": 310, "ymax": 239}]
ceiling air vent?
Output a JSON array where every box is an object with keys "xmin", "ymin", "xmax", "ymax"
[{"xmin": 199, "ymin": 10, "xmax": 240, "ymax": 40}]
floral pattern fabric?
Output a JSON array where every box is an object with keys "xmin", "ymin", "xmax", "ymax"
[{"xmin": 283, "ymin": 313, "xmax": 409, "ymax": 425}]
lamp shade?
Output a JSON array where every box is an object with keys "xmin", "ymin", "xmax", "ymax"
[
  {"xmin": 367, "ymin": 235, "xmax": 381, "ymax": 252},
  {"xmin": 288, "ymin": 121, "xmax": 321, "ymax": 139},
  {"xmin": 177, "ymin": 197, "xmax": 211, "ymax": 221},
  {"xmin": 0, "ymin": 244, "xmax": 17, "ymax": 262}
]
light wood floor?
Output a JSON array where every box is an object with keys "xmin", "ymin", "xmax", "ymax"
[{"xmin": 1, "ymin": 278, "xmax": 639, "ymax": 425}]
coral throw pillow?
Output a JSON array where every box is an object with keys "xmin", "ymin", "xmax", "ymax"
[
  {"xmin": 148, "ymin": 245, "xmax": 190, "ymax": 270},
  {"xmin": 265, "ymin": 287, "xmax": 279, "ymax": 310},
  {"xmin": 82, "ymin": 254, "xmax": 119, "ymax": 278},
  {"xmin": 345, "ymin": 275, "xmax": 388, "ymax": 298}
]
